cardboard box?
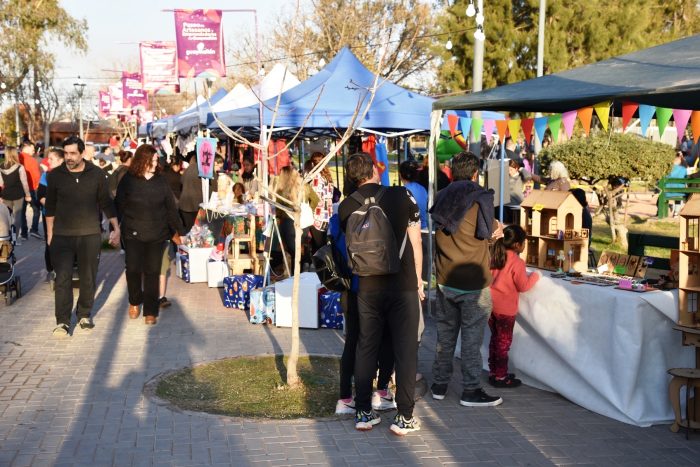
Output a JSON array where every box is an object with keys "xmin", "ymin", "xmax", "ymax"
[
  {"xmin": 275, "ymin": 272, "xmax": 320, "ymax": 329},
  {"xmin": 207, "ymin": 260, "xmax": 229, "ymax": 288},
  {"xmin": 178, "ymin": 245, "xmax": 213, "ymax": 283}
]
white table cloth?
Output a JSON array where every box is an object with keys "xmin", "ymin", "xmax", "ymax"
[{"xmin": 469, "ymin": 275, "xmax": 696, "ymax": 426}]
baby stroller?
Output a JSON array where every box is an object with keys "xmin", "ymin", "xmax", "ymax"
[{"xmin": 0, "ymin": 226, "xmax": 22, "ymax": 305}]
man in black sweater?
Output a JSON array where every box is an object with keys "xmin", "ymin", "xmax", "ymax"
[{"xmin": 45, "ymin": 136, "xmax": 120, "ymax": 337}]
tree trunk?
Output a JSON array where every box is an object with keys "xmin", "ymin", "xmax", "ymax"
[
  {"xmin": 607, "ymin": 188, "xmax": 617, "ymax": 243},
  {"xmin": 285, "ymin": 208, "xmax": 303, "ymax": 388},
  {"xmin": 43, "ymin": 122, "xmax": 50, "ymax": 149}
]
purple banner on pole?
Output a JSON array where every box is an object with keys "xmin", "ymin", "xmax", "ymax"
[
  {"xmin": 140, "ymin": 41, "xmax": 179, "ymax": 93},
  {"xmin": 121, "ymin": 72, "xmax": 149, "ymax": 109},
  {"xmin": 174, "ymin": 9, "xmax": 226, "ymax": 79},
  {"xmin": 196, "ymin": 137, "xmax": 217, "ymax": 179}
]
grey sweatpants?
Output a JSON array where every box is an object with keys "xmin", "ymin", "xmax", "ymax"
[{"xmin": 432, "ymin": 286, "xmax": 492, "ymax": 390}]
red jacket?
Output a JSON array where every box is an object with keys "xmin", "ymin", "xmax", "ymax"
[
  {"xmin": 20, "ymin": 153, "xmax": 41, "ymax": 191},
  {"xmin": 490, "ymin": 250, "xmax": 539, "ymax": 316}
]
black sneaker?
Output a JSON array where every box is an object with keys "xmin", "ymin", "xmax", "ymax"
[
  {"xmin": 354, "ymin": 410, "xmax": 381, "ymax": 431},
  {"xmin": 78, "ymin": 317, "xmax": 95, "ymax": 330},
  {"xmin": 29, "ymin": 231, "xmax": 43, "ymax": 239},
  {"xmin": 460, "ymin": 388, "xmax": 503, "ymax": 407},
  {"xmin": 431, "ymin": 383, "xmax": 448, "ymax": 400},
  {"xmin": 158, "ymin": 296, "xmax": 172, "ymax": 308},
  {"xmin": 489, "ymin": 375, "xmax": 522, "ymax": 388},
  {"xmin": 389, "ymin": 414, "xmax": 421, "ymax": 436}
]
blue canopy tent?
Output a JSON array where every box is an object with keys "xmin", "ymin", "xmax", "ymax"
[
  {"xmin": 210, "ymin": 47, "xmax": 502, "ymax": 137},
  {"xmin": 171, "ymin": 88, "xmax": 228, "ymax": 132}
]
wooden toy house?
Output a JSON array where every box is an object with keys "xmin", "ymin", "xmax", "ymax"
[
  {"xmin": 519, "ymin": 190, "xmax": 590, "ymax": 272},
  {"xmin": 678, "ymin": 194, "xmax": 700, "ymax": 327}
]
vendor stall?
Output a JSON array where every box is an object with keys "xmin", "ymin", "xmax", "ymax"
[{"xmin": 478, "ymin": 275, "xmax": 695, "ymax": 427}]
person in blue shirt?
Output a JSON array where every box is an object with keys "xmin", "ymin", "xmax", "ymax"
[
  {"xmin": 399, "ymin": 161, "xmax": 428, "ymax": 229},
  {"xmin": 36, "ymin": 147, "xmax": 65, "ymax": 281},
  {"xmin": 667, "ymin": 151, "xmax": 688, "ymax": 217}
]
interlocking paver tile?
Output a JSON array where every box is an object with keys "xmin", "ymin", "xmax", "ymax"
[{"xmin": 0, "ymin": 241, "xmax": 699, "ymax": 466}]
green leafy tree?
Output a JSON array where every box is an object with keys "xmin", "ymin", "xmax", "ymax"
[
  {"xmin": 540, "ymin": 133, "xmax": 676, "ymax": 246},
  {"xmin": 433, "ymin": 0, "xmax": 700, "ymax": 94},
  {"xmin": 539, "ymin": 133, "xmax": 675, "ymax": 185}
]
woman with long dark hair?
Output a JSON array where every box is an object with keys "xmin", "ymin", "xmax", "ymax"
[{"xmin": 115, "ymin": 144, "xmax": 185, "ymax": 325}]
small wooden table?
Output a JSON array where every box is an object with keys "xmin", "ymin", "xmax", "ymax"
[{"xmin": 669, "ymin": 326, "xmax": 700, "ymax": 437}]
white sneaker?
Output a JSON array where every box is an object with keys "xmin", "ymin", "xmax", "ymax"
[
  {"xmin": 335, "ymin": 398, "xmax": 355, "ymax": 415},
  {"xmin": 372, "ymin": 388, "xmax": 397, "ymax": 411},
  {"xmin": 52, "ymin": 325, "xmax": 69, "ymax": 338}
]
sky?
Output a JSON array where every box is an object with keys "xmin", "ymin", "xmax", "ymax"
[{"xmin": 52, "ymin": 0, "xmax": 304, "ymax": 104}]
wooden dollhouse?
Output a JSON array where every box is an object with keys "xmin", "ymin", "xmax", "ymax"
[
  {"xmin": 679, "ymin": 194, "xmax": 700, "ymax": 327},
  {"xmin": 519, "ymin": 190, "xmax": 590, "ymax": 272}
]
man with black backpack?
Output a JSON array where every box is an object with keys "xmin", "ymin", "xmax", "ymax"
[{"xmin": 339, "ymin": 152, "xmax": 423, "ymax": 436}]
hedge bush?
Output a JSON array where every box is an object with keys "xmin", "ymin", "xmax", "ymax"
[{"xmin": 538, "ymin": 133, "xmax": 676, "ymax": 185}]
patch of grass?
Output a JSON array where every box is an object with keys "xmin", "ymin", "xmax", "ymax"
[
  {"xmin": 155, "ymin": 355, "xmax": 340, "ymax": 419},
  {"xmin": 591, "ymin": 217, "xmax": 678, "ymax": 259}
]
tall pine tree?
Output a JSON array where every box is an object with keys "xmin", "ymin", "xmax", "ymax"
[{"xmin": 433, "ymin": 0, "xmax": 700, "ymax": 94}]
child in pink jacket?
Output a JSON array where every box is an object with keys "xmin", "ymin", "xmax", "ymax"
[{"xmin": 488, "ymin": 225, "xmax": 539, "ymax": 388}]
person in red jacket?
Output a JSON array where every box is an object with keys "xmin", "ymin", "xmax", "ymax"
[
  {"xmin": 488, "ymin": 225, "xmax": 540, "ymax": 388},
  {"xmin": 19, "ymin": 141, "xmax": 42, "ymax": 239}
]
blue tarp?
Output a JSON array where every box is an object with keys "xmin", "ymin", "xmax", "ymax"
[{"xmin": 210, "ymin": 47, "xmax": 502, "ymax": 133}]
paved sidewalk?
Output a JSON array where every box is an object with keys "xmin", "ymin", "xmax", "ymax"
[{"xmin": 0, "ymin": 236, "xmax": 698, "ymax": 467}]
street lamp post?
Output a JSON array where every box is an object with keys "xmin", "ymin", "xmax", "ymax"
[
  {"xmin": 73, "ymin": 77, "xmax": 86, "ymax": 140},
  {"xmin": 468, "ymin": 0, "xmax": 485, "ymax": 156}
]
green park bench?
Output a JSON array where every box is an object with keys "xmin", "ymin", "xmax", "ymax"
[
  {"xmin": 627, "ymin": 232, "xmax": 677, "ymax": 271},
  {"xmin": 657, "ymin": 177, "xmax": 700, "ymax": 219}
]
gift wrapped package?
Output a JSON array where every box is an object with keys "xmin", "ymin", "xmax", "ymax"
[
  {"xmin": 222, "ymin": 274, "xmax": 264, "ymax": 309},
  {"xmin": 319, "ymin": 289, "xmax": 343, "ymax": 330},
  {"xmin": 207, "ymin": 260, "xmax": 229, "ymax": 288},
  {"xmin": 249, "ymin": 286, "xmax": 275, "ymax": 324},
  {"xmin": 178, "ymin": 253, "xmax": 190, "ymax": 283}
]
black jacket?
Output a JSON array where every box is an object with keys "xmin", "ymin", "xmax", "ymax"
[
  {"xmin": 46, "ymin": 162, "xmax": 116, "ymax": 236},
  {"xmin": 115, "ymin": 172, "xmax": 185, "ymax": 243}
]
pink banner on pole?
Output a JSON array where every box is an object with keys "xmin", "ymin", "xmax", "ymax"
[
  {"xmin": 98, "ymin": 91, "xmax": 111, "ymax": 118},
  {"xmin": 109, "ymin": 82, "xmax": 125, "ymax": 114},
  {"xmin": 122, "ymin": 72, "xmax": 149, "ymax": 109},
  {"xmin": 174, "ymin": 9, "xmax": 226, "ymax": 78},
  {"xmin": 140, "ymin": 41, "xmax": 179, "ymax": 92}
]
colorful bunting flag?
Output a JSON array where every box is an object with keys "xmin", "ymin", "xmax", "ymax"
[
  {"xmin": 534, "ymin": 116, "xmax": 548, "ymax": 144},
  {"xmin": 507, "ymin": 119, "xmax": 521, "ymax": 141},
  {"xmin": 521, "ymin": 118, "xmax": 534, "ymax": 143},
  {"xmin": 638, "ymin": 105, "xmax": 656, "ymax": 137},
  {"xmin": 621, "ymin": 102, "xmax": 639, "ymax": 130},
  {"xmin": 593, "ymin": 101, "xmax": 611, "ymax": 130},
  {"xmin": 471, "ymin": 117, "xmax": 483, "ymax": 142},
  {"xmin": 459, "ymin": 117, "xmax": 472, "ymax": 139},
  {"xmin": 548, "ymin": 114, "xmax": 562, "ymax": 143},
  {"xmin": 561, "ymin": 110, "xmax": 577, "ymax": 138},
  {"xmin": 495, "ymin": 120, "xmax": 509, "ymax": 144},
  {"xmin": 672, "ymin": 109, "xmax": 692, "ymax": 143},
  {"xmin": 692, "ymin": 111, "xmax": 700, "ymax": 144},
  {"xmin": 577, "ymin": 107, "xmax": 593, "ymax": 136},
  {"xmin": 447, "ymin": 114, "xmax": 459, "ymax": 137},
  {"xmin": 656, "ymin": 107, "xmax": 673, "ymax": 138},
  {"xmin": 482, "ymin": 119, "xmax": 495, "ymax": 144}
]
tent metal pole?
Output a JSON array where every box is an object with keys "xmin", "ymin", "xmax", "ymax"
[
  {"xmin": 499, "ymin": 142, "xmax": 506, "ymax": 223},
  {"xmin": 396, "ymin": 137, "xmax": 401, "ymax": 186},
  {"xmin": 427, "ymin": 110, "xmax": 442, "ymax": 318}
]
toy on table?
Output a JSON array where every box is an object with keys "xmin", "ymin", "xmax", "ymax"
[{"xmin": 557, "ymin": 250, "xmax": 566, "ymax": 273}]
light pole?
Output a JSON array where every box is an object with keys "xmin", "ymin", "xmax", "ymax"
[
  {"xmin": 73, "ymin": 77, "xmax": 86, "ymax": 140},
  {"xmin": 534, "ymin": 0, "xmax": 546, "ymax": 162},
  {"xmin": 468, "ymin": 0, "xmax": 485, "ymax": 156}
]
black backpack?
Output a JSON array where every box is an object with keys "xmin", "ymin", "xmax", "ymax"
[{"xmin": 345, "ymin": 187, "xmax": 406, "ymax": 277}]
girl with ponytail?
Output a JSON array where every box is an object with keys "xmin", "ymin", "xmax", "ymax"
[{"xmin": 488, "ymin": 225, "xmax": 540, "ymax": 388}]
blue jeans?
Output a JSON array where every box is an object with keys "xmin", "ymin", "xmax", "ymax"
[
  {"xmin": 21, "ymin": 190, "xmax": 40, "ymax": 236},
  {"xmin": 432, "ymin": 286, "xmax": 492, "ymax": 390}
]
